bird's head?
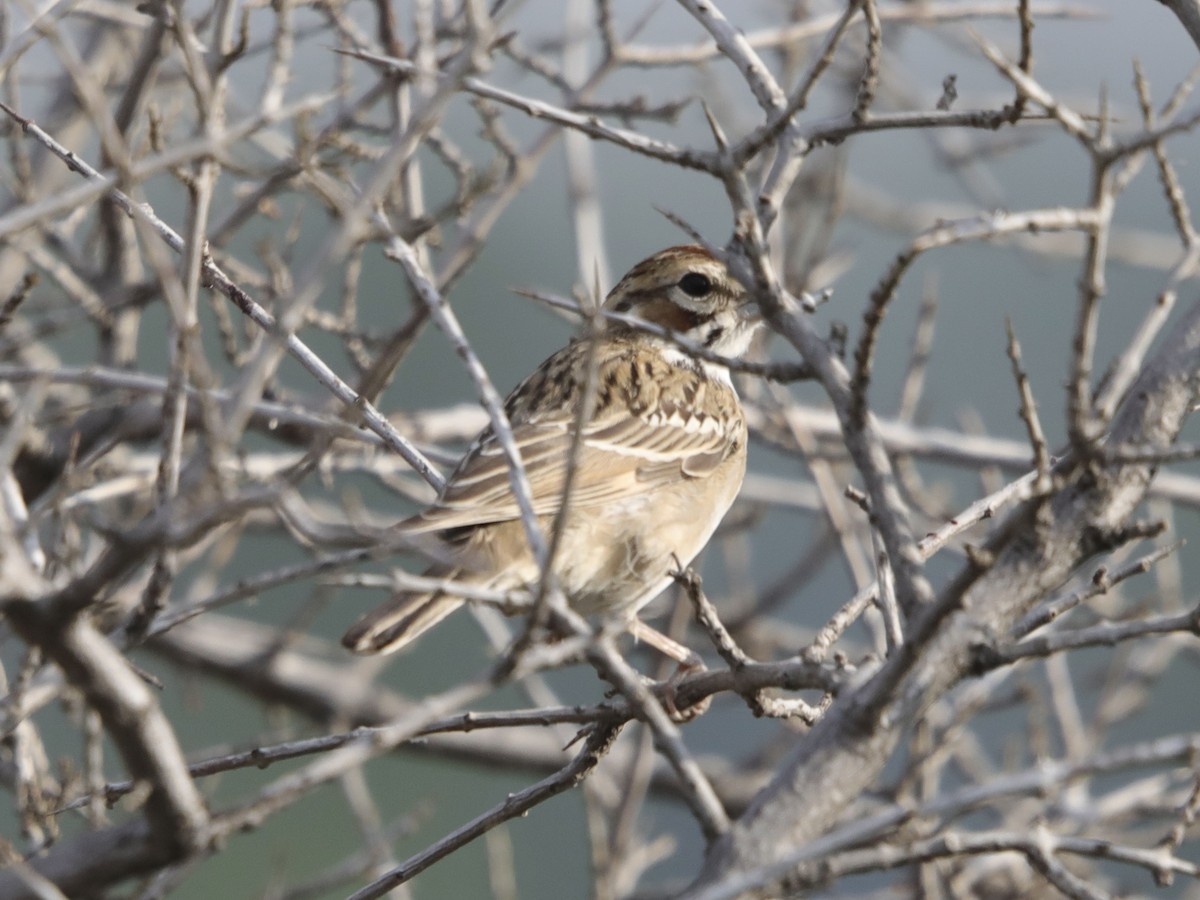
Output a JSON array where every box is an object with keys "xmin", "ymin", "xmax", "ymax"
[{"xmin": 603, "ymin": 245, "xmax": 762, "ymax": 360}]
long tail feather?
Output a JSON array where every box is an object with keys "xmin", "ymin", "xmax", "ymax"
[{"xmin": 342, "ymin": 571, "xmax": 466, "ymax": 654}]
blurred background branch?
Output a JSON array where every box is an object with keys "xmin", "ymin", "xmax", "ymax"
[{"xmin": 0, "ymin": 1, "xmax": 1198, "ymax": 898}]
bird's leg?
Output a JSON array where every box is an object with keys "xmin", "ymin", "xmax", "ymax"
[
  {"xmin": 626, "ymin": 618, "xmax": 710, "ymax": 722},
  {"xmin": 627, "ymin": 617, "xmax": 702, "ymax": 668}
]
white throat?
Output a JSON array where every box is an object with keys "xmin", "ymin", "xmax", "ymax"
[{"xmin": 658, "ymin": 344, "xmax": 733, "ymax": 387}]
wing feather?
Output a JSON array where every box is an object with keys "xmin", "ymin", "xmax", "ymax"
[{"xmin": 400, "ymin": 341, "xmax": 742, "ymax": 535}]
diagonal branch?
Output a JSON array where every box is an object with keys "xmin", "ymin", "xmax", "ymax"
[{"xmin": 687, "ymin": 287, "xmax": 1200, "ymax": 896}]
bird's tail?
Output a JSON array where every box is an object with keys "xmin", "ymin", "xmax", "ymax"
[{"xmin": 342, "ymin": 568, "xmax": 466, "ymax": 655}]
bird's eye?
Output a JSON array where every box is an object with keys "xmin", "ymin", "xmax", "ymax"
[{"xmin": 678, "ymin": 272, "xmax": 713, "ymax": 298}]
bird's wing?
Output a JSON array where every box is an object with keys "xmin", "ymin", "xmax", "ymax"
[{"xmin": 400, "ymin": 345, "xmax": 741, "ymax": 535}]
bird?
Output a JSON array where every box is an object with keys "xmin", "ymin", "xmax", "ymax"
[{"xmin": 343, "ymin": 245, "xmax": 761, "ymax": 656}]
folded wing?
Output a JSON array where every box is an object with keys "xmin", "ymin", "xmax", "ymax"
[{"xmin": 400, "ymin": 345, "xmax": 740, "ymax": 535}]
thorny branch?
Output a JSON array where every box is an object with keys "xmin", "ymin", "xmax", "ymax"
[{"xmin": 0, "ymin": 3, "xmax": 1198, "ymax": 899}]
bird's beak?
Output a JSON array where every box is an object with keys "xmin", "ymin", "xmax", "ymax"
[{"xmin": 740, "ymin": 304, "xmax": 766, "ymax": 330}]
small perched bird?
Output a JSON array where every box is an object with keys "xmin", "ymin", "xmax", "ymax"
[{"xmin": 343, "ymin": 245, "xmax": 761, "ymax": 656}]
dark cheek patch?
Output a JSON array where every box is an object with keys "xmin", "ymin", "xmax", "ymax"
[{"xmin": 642, "ymin": 297, "xmax": 702, "ymax": 332}]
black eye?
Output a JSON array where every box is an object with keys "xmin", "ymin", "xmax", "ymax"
[{"xmin": 678, "ymin": 272, "xmax": 712, "ymax": 298}]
